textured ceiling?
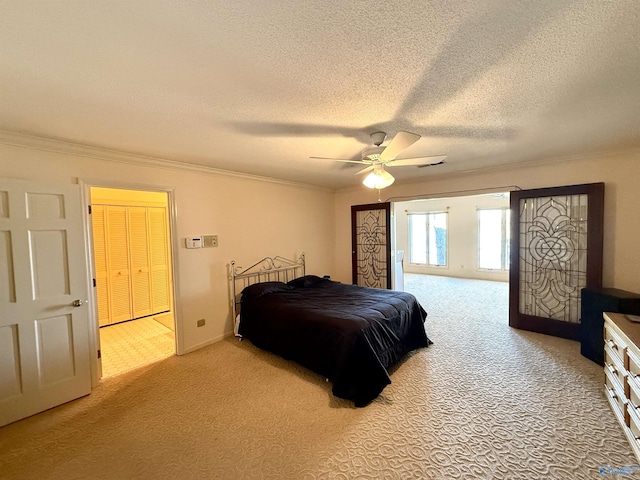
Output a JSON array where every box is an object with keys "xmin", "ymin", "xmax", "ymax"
[{"xmin": 1, "ymin": 0, "xmax": 639, "ymax": 188}]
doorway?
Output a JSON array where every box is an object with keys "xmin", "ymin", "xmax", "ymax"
[
  {"xmin": 393, "ymin": 193, "xmax": 510, "ymax": 282},
  {"xmin": 89, "ymin": 186, "xmax": 176, "ymax": 378},
  {"xmin": 392, "ymin": 193, "xmax": 510, "ymax": 322}
]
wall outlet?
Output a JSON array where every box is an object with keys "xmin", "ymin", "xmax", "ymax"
[
  {"xmin": 202, "ymin": 235, "xmax": 218, "ymax": 248},
  {"xmin": 197, "ymin": 319, "xmax": 205, "ymax": 327}
]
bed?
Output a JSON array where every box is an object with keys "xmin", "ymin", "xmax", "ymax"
[{"xmin": 230, "ymin": 254, "xmax": 431, "ymax": 406}]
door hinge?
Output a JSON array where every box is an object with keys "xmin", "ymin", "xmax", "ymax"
[
  {"xmin": 88, "ymin": 205, "xmax": 92, "ymax": 214},
  {"xmin": 93, "ymin": 278, "xmax": 96, "ymax": 287},
  {"xmin": 97, "ymin": 349, "xmax": 101, "ymax": 359}
]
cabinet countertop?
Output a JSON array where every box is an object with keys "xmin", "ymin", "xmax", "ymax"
[{"xmin": 605, "ymin": 312, "xmax": 640, "ymax": 347}]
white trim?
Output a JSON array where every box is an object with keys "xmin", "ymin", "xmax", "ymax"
[
  {"xmin": 396, "ymin": 147, "xmax": 640, "ymax": 189},
  {"xmin": 333, "ymin": 146, "xmax": 640, "ymax": 195},
  {"xmin": 78, "ymin": 180, "xmax": 102, "ymax": 388},
  {"xmin": 390, "ymin": 203, "xmax": 398, "ymax": 291},
  {"xmin": 182, "ymin": 331, "xmax": 234, "ymax": 355},
  {"xmin": 0, "ymin": 130, "xmax": 332, "ymax": 192},
  {"xmin": 166, "ymin": 187, "xmax": 184, "ymax": 355},
  {"xmin": 79, "ymin": 179, "xmax": 183, "ymax": 387}
]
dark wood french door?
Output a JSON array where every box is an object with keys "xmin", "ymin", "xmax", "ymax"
[
  {"xmin": 351, "ymin": 203, "xmax": 391, "ymax": 289},
  {"xmin": 509, "ymin": 183, "xmax": 604, "ymax": 340}
]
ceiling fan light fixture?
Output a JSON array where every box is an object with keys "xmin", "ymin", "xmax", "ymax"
[
  {"xmin": 361, "ymin": 145, "xmax": 385, "ymax": 160},
  {"xmin": 363, "ymin": 167, "xmax": 395, "ymax": 189}
]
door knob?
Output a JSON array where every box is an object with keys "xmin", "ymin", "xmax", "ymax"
[{"xmin": 72, "ymin": 299, "xmax": 84, "ymax": 307}]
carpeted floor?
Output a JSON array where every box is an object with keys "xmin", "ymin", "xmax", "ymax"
[{"xmin": 0, "ymin": 274, "xmax": 637, "ymax": 479}]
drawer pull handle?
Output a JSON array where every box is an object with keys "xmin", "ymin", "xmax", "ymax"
[
  {"xmin": 607, "ymin": 340, "xmax": 619, "ymax": 350},
  {"xmin": 607, "ymin": 364, "xmax": 618, "ymax": 375},
  {"xmin": 607, "ymin": 388, "xmax": 618, "ymax": 401}
]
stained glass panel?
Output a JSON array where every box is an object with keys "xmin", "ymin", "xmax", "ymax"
[
  {"xmin": 355, "ymin": 209, "xmax": 387, "ymax": 288},
  {"xmin": 518, "ymin": 194, "xmax": 588, "ymax": 323}
]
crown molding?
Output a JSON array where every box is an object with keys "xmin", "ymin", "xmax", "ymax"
[
  {"xmin": 335, "ymin": 145, "xmax": 640, "ymax": 195},
  {"xmin": 0, "ymin": 130, "xmax": 333, "ymax": 192},
  {"xmin": 399, "ymin": 146, "xmax": 640, "ymax": 188}
]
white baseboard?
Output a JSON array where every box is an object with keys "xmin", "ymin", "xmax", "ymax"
[{"xmin": 181, "ymin": 330, "xmax": 235, "ymax": 355}]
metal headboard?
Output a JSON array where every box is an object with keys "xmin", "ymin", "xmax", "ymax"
[{"xmin": 230, "ymin": 253, "xmax": 305, "ymax": 322}]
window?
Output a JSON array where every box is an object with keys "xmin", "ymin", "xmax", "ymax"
[
  {"xmin": 408, "ymin": 212, "xmax": 448, "ymax": 266},
  {"xmin": 478, "ymin": 208, "xmax": 510, "ymax": 270}
]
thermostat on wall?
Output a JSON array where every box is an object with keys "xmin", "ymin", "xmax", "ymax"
[{"xmin": 185, "ymin": 237, "xmax": 203, "ymax": 249}]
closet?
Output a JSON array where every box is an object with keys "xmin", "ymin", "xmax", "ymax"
[{"xmin": 91, "ymin": 188, "xmax": 172, "ymax": 327}]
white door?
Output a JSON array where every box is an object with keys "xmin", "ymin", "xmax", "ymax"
[{"xmin": 0, "ymin": 178, "xmax": 91, "ymax": 427}]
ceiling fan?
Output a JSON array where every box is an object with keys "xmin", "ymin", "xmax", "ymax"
[{"xmin": 311, "ymin": 131, "xmax": 446, "ymax": 189}]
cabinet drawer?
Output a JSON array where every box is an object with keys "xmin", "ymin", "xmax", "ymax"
[
  {"xmin": 629, "ymin": 350, "xmax": 640, "ymax": 383},
  {"xmin": 629, "ymin": 375, "xmax": 640, "ymax": 413},
  {"xmin": 629, "ymin": 407, "xmax": 640, "ymax": 450},
  {"xmin": 605, "ymin": 344, "xmax": 627, "ymax": 388},
  {"xmin": 605, "ymin": 323, "xmax": 627, "ymax": 365},
  {"xmin": 606, "ymin": 368, "xmax": 628, "ymax": 425}
]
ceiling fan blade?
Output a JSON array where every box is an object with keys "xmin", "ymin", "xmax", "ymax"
[
  {"xmin": 310, "ymin": 156, "xmax": 364, "ymax": 164},
  {"xmin": 386, "ymin": 155, "xmax": 447, "ymax": 167},
  {"xmin": 355, "ymin": 165, "xmax": 374, "ymax": 175},
  {"xmin": 379, "ymin": 131, "xmax": 421, "ymax": 162}
]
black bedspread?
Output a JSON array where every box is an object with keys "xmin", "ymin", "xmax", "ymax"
[{"xmin": 239, "ymin": 275, "xmax": 431, "ymax": 406}]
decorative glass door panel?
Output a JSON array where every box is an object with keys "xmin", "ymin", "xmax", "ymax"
[
  {"xmin": 519, "ymin": 194, "xmax": 587, "ymax": 322},
  {"xmin": 351, "ymin": 203, "xmax": 391, "ymax": 289},
  {"xmin": 510, "ymin": 183, "xmax": 603, "ymax": 340}
]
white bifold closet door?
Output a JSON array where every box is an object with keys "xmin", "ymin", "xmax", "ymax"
[{"xmin": 92, "ymin": 205, "xmax": 170, "ymax": 327}]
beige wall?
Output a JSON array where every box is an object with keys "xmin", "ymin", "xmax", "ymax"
[
  {"xmin": 335, "ymin": 149, "xmax": 640, "ymax": 294},
  {"xmin": 4, "ymin": 138, "xmax": 640, "ymax": 353},
  {"xmin": 0, "ymin": 141, "xmax": 335, "ymax": 353},
  {"xmin": 396, "ymin": 194, "xmax": 510, "ymax": 282}
]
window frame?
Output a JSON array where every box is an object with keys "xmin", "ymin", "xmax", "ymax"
[
  {"xmin": 407, "ymin": 211, "xmax": 449, "ymax": 267},
  {"xmin": 477, "ymin": 207, "xmax": 510, "ymax": 271}
]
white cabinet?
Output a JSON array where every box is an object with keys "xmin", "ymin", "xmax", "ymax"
[{"xmin": 603, "ymin": 312, "xmax": 640, "ymax": 462}]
